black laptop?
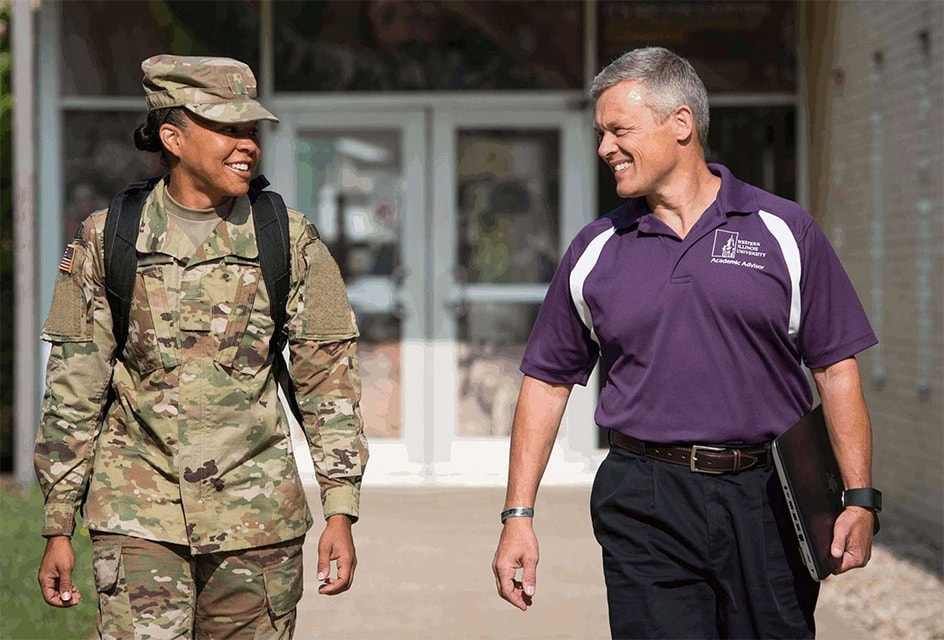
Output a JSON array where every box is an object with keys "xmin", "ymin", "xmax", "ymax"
[{"xmin": 771, "ymin": 405, "xmax": 843, "ymax": 581}]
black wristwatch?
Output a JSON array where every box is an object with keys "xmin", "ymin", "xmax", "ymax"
[{"xmin": 843, "ymin": 488, "xmax": 882, "ymax": 534}]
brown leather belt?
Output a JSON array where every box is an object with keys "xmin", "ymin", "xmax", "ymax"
[{"xmin": 609, "ymin": 431, "xmax": 769, "ymax": 474}]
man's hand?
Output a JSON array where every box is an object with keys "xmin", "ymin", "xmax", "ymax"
[
  {"xmin": 492, "ymin": 518, "xmax": 539, "ymax": 611},
  {"xmin": 830, "ymin": 506, "xmax": 874, "ymax": 574},
  {"xmin": 317, "ymin": 514, "xmax": 357, "ymax": 595},
  {"xmin": 38, "ymin": 535, "xmax": 82, "ymax": 607}
]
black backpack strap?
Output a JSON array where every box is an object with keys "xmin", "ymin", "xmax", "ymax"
[
  {"xmin": 103, "ymin": 176, "xmax": 162, "ymax": 361},
  {"xmin": 249, "ymin": 175, "xmax": 303, "ymax": 424}
]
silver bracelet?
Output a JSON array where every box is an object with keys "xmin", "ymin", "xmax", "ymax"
[{"xmin": 500, "ymin": 507, "xmax": 535, "ymax": 523}]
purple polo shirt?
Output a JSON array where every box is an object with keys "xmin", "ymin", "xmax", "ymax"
[{"xmin": 521, "ymin": 164, "xmax": 877, "ymax": 444}]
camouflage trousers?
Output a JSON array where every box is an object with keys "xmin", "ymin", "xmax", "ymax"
[{"xmin": 90, "ymin": 532, "xmax": 304, "ymax": 640}]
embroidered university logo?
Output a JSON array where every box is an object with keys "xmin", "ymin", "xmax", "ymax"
[
  {"xmin": 712, "ymin": 230, "xmax": 738, "ymax": 259},
  {"xmin": 710, "ymin": 230, "xmax": 768, "ymax": 271}
]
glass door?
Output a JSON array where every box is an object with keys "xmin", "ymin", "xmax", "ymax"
[
  {"xmin": 431, "ymin": 107, "xmax": 599, "ymax": 478},
  {"xmin": 267, "ymin": 108, "xmax": 428, "ymax": 474},
  {"xmin": 269, "ymin": 102, "xmax": 601, "ymax": 483}
]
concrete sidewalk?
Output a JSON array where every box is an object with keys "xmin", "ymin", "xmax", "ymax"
[{"xmin": 296, "ymin": 486, "xmax": 874, "ymax": 639}]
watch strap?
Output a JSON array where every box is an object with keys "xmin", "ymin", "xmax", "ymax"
[
  {"xmin": 843, "ymin": 487, "xmax": 882, "ymax": 535},
  {"xmin": 843, "ymin": 488, "xmax": 882, "ymax": 513}
]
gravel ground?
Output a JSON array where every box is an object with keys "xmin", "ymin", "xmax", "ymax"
[{"xmin": 818, "ymin": 520, "xmax": 944, "ymax": 639}]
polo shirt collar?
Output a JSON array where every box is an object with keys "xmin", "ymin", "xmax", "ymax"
[
  {"xmin": 708, "ymin": 163, "xmax": 759, "ymax": 216},
  {"xmin": 610, "ymin": 163, "xmax": 760, "ymax": 233}
]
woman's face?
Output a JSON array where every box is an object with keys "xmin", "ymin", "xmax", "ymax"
[{"xmin": 161, "ymin": 112, "xmax": 261, "ymax": 208}]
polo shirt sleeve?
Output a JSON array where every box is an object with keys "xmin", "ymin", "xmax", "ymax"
[
  {"xmin": 796, "ymin": 219, "xmax": 878, "ymax": 368},
  {"xmin": 520, "ymin": 239, "xmax": 600, "ymax": 386}
]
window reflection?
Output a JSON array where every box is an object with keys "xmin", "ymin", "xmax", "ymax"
[
  {"xmin": 273, "ymin": 1, "xmax": 582, "ymax": 91},
  {"xmin": 297, "ymin": 131, "xmax": 404, "ymax": 438},
  {"xmin": 458, "ymin": 302, "xmax": 540, "ymax": 437},
  {"xmin": 61, "ymin": 0, "xmax": 260, "ymax": 96},
  {"xmin": 597, "ymin": 1, "xmax": 796, "ymax": 93},
  {"xmin": 457, "ymin": 130, "xmax": 560, "ymax": 285}
]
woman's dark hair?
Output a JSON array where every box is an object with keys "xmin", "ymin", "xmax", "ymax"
[{"xmin": 133, "ymin": 107, "xmax": 188, "ymax": 165}]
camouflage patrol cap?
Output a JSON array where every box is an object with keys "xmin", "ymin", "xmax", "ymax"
[{"xmin": 141, "ymin": 55, "xmax": 279, "ymax": 123}]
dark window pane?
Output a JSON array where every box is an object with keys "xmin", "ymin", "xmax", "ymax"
[
  {"xmin": 597, "ymin": 1, "xmax": 796, "ymax": 93},
  {"xmin": 62, "ymin": 111, "xmax": 164, "ymax": 245},
  {"xmin": 707, "ymin": 107, "xmax": 796, "ymax": 200},
  {"xmin": 62, "ymin": 0, "xmax": 260, "ymax": 96},
  {"xmin": 274, "ymin": 0, "xmax": 583, "ymax": 91}
]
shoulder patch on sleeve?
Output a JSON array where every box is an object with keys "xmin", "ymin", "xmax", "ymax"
[
  {"xmin": 300, "ymin": 239, "xmax": 358, "ymax": 340},
  {"xmin": 43, "ymin": 241, "xmax": 91, "ymax": 341}
]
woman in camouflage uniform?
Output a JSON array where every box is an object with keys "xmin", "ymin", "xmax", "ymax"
[{"xmin": 35, "ymin": 55, "xmax": 368, "ymax": 639}]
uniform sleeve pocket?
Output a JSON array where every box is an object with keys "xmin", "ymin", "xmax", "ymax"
[
  {"xmin": 262, "ymin": 543, "xmax": 304, "ymax": 617},
  {"xmin": 90, "ymin": 534, "xmax": 123, "ymax": 594}
]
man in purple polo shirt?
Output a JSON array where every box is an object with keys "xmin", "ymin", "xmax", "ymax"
[{"xmin": 491, "ymin": 47, "xmax": 879, "ymax": 639}]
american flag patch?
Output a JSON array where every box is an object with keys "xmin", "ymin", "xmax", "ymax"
[{"xmin": 59, "ymin": 243, "xmax": 76, "ymax": 273}]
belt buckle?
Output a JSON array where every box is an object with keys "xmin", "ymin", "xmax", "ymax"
[{"xmin": 690, "ymin": 444, "xmax": 725, "ymax": 474}]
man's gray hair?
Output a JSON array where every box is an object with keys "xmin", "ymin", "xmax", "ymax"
[{"xmin": 589, "ymin": 47, "xmax": 710, "ymax": 149}]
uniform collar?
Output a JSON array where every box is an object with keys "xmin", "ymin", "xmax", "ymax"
[
  {"xmin": 136, "ymin": 178, "xmax": 259, "ymax": 262},
  {"xmin": 609, "ymin": 163, "xmax": 760, "ymax": 233}
]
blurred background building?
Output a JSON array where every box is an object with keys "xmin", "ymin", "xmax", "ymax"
[{"xmin": 2, "ymin": 1, "xmax": 941, "ymax": 552}]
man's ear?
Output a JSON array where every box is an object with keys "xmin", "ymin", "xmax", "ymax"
[
  {"xmin": 158, "ymin": 123, "xmax": 182, "ymax": 158},
  {"xmin": 672, "ymin": 105, "xmax": 695, "ymax": 144}
]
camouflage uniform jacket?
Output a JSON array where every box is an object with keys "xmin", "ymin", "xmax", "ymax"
[{"xmin": 35, "ymin": 179, "xmax": 368, "ymax": 554}]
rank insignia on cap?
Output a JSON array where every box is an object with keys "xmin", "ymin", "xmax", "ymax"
[
  {"xmin": 227, "ymin": 73, "xmax": 248, "ymax": 95},
  {"xmin": 59, "ymin": 243, "xmax": 76, "ymax": 274}
]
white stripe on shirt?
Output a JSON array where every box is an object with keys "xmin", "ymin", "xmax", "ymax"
[
  {"xmin": 569, "ymin": 227, "xmax": 617, "ymax": 345},
  {"xmin": 759, "ymin": 210, "xmax": 802, "ymax": 340}
]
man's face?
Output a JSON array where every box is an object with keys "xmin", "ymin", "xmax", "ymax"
[
  {"xmin": 163, "ymin": 112, "xmax": 261, "ymax": 208},
  {"xmin": 594, "ymin": 81, "xmax": 681, "ymax": 199}
]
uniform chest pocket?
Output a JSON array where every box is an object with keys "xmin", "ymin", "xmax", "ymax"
[
  {"xmin": 213, "ymin": 258, "xmax": 273, "ymax": 376},
  {"xmin": 127, "ymin": 261, "xmax": 181, "ymax": 374}
]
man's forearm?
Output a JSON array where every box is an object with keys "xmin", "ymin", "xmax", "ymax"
[
  {"xmin": 812, "ymin": 357, "xmax": 872, "ymax": 489},
  {"xmin": 503, "ymin": 376, "xmax": 573, "ymax": 510}
]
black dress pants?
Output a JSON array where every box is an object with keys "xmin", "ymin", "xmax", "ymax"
[{"xmin": 590, "ymin": 445, "xmax": 819, "ymax": 639}]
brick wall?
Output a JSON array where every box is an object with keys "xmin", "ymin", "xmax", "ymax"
[{"xmin": 806, "ymin": 1, "xmax": 944, "ymax": 546}]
